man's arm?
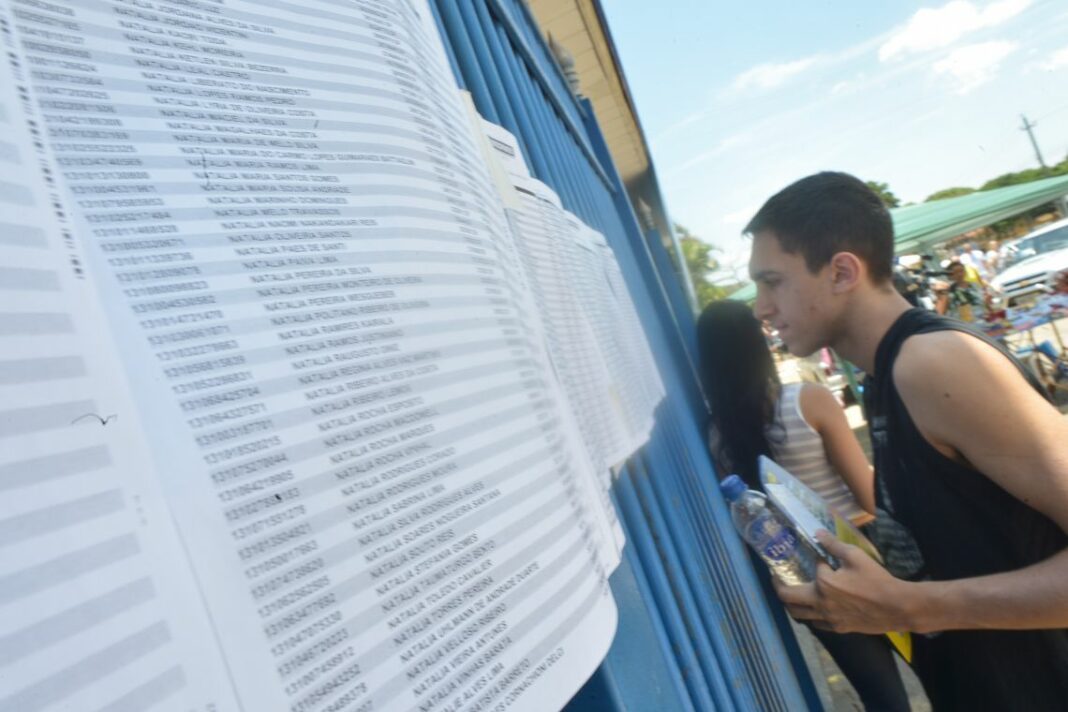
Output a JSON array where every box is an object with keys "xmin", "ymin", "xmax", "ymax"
[{"xmin": 777, "ymin": 330, "xmax": 1068, "ymax": 634}]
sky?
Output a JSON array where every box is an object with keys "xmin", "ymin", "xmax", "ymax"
[{"xmin": 600, "ymin": 0, "xmax": 1068, "ymax": 279}]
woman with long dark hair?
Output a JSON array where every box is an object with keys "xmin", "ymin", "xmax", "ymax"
[
  {"xmin": 698, "ymin": 300, "xmax": 875, "ymax": 522},
  {"xmin": 697, "ymin": 300, "xmax": 909, "ymax": 711}
]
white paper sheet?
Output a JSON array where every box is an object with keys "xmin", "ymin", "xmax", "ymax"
[
  {"xmin": 1, "ymin": 1, "xmax": 620, "ymax": 710},
  {"xmin": 480, "ymin": 123, "xmax": 663, "ymax": 466},
  {"xmin": 472, "ymin": 116, "xmax": 623, "ymax": 567},
  {"xmin": 0, "ymin": 56, "xmax": 237, "ymax": 712}
]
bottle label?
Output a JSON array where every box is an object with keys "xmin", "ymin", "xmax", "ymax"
[{"xmin": 748, "ymin": 519, "xmax": 798, "ymax": 562}]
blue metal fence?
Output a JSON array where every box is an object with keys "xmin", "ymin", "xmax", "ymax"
[{"xmin": 430, "ymin": 1, "xmax": 820, "ymax": 709}]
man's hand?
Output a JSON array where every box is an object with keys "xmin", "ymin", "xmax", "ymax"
[{"xmin": 774, "ymin": 531, "xmax": 917, "ymax": 634}]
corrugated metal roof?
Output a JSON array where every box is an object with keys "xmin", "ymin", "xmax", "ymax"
[{"xmin": 891, "ymin": 173, "xmax": 1068, "ymax": 253}]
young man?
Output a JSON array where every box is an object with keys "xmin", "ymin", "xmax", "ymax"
[{"xmin": 746, "ymin": 172, "xmax": 1068, "ymax": 709}]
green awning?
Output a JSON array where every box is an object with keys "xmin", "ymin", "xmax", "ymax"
[
  {"xmin": 891, "ymin": 173, "xmax": 1068, "ymax": 254},
  {"xmin": 723, "ymin": 173, "xmax": 1068, "ymax": 304}
]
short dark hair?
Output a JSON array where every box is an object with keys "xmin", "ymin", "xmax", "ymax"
[{"xmin": 745, "ymin": 172, "xmax": 894, "ymax": 283}]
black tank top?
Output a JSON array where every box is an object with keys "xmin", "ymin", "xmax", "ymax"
[{"xmin": 864, "ymin": 308, "xmax": 1068, "ymax": 711}]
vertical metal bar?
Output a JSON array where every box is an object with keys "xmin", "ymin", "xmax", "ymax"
[
  {"xmin": 645, "ymin": 227, "xmax": 698, "ymax": 359},
  {"xmin": 502, "ymin": 0, "xmax": 588, "ymax": 124},
  {"xmin": 464, "ymin": 0, "xmax": 549, "ymax": 183},
  {"xmin": 483, "ymin": 0, "xmax": 613, "ymax": 189},
  {"xmin": 433, "ymin": 0, "xmax": 499, "ymax": 122},
  {"xmin": 657, "ymin": 411, "xmax": 817, "ymax": 710},
  {"xmin": 663, "ymin": 222, "xmax": 701, "ymax": 315},
  {"xmin": 614, "ymin": 469, "xmax": 719, "ymax": 711},
  {"xmin": 564, "ymin": 122, "xmax": 610, "ymax": 228},
  {"xmin": 494, "ymin": 28, "xmax": 571, "ymax": 202},
  {"xmin": 662, "ymin": 406, "xmax": 823, "ymax": 712},
  {"xmin": 427, "ymin": 0, "xmax": 465, "ymax": 88},
  {"xmin": 545, "ymin": 114, "xmax": 597, "ymax": 223},
  {"xmin": 505, "ymin": 49, "xmax": 572, "ymax": 203},
  {"xmin": 638, "ymin": 435, "xmax": 762, "ymax": 710},
  {"xmin": 562, "ymin": 133, "xmax": 602, "ymax": 225},
  {"xmin": 454, "ymin": 1, "xmax": 525, "ymax": 156},
  {"xmin": 612, "ymin": 519, "xmax": 697, "ymax": 712},
  {"xmin": 567, "ymin": 502, "xmax": 697, "ymax": 712},
  {"xmin": 628, "ymin": 457, "xmax": 739, "ymax": 710}
]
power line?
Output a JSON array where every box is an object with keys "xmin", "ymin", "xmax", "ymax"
[{"xmin": 1036, "ymin": 99, "xmax": 1068, "ymax": 122}]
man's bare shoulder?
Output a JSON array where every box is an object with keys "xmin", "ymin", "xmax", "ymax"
[
  {"xmin": 891, "ymin": 329, "xmax": 1015, "ymax": 398},
  {"xmin": 886, "ymin": 324, "xmax": 1068, "ymax": 534},
  {"xmin": 889, "ymin": 327, "xmax": 1060, "ymax": 458}
]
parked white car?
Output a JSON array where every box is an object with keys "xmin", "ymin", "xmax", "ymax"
[{"xmin": 990, "ymin": 217, "xmax": 1068, "ymax": 307}]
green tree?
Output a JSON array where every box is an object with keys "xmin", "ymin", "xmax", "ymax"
[
  {"xmin": 979, "ymin": 152, "xmax": 1068, "ymax": 190},
  {"xmin": 975, "ymin": 153, "xmax": 1068, "ymax": 237},
  {"xmin": 926, "ymin": 186, "xmax": 976, "ymax": 202},
  {"xmin": 865, "ymin": 180, "xmax": 900, "ymax": 208},
  {"xmin": 672, "ymin": 223, "xmax": 742, "ymax": 309},
  {"xmin": 918, "ymin": 152, "xmax": 1068, "ymax": 241}
]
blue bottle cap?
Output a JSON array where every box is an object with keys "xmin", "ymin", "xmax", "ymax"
[{"xmin": 720, "ymin": 474, "xmax": 746, "ymax": 502}]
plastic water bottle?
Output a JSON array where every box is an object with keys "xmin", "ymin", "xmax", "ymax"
[{"xmin": 720, "ymin": 474, "xmax": 816, "ymax": 586}]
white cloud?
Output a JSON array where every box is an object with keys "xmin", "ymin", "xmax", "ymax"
[
  {"xmin": 1041, "ymin": 46, "xmax": 1068, "ymax": 71},
  {"xmin": 671, "ymin": 133, "xmax": 750, "ymax": 174},
  {"xmin": 731, "ymin": 56, "xmax": 818, "ymax": 92},
  {"xmin": 831, "ymin": 80, "xmax": 854, "ymax": 95},
  {"xmin": 830, "ymin": 72, "xmax": 868, "ymax": 96},
  {"xmin": 651, "ymin": 110, "xmax": 710, "ymax": 145},
  {"xmin": 980, "ymin": 0, "xmax": 1032, "ymax": 24},
  {"xmin": 932, "ymin": 40, "xmax": 1017, "ymax": 93},
  {"xmin": 879, "ymin": 0, "xmax": 1031, "ymax": 61}
]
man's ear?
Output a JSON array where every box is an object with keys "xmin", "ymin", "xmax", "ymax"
[{"xmin": 828, "ymin": 252, "xmax": 863, "ymax": 294}]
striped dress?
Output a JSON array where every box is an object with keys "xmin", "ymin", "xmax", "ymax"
[{"xmin": 768, "ymin": 383, "xmax": 867, "ymax": 521}]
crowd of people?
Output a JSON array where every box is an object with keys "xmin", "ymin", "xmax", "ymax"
[
  {"xmin": 700, "ymin": 173, "xmax": 1068, "ymax": 710},
  {"xmin": 892, "ymin": 239, "xmax": 1068, "ymax": 325}
]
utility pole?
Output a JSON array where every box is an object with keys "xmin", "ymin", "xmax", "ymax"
[{"xmin": 1020, "ymin": 114, "xmax": 1048, "ymax": 170}]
